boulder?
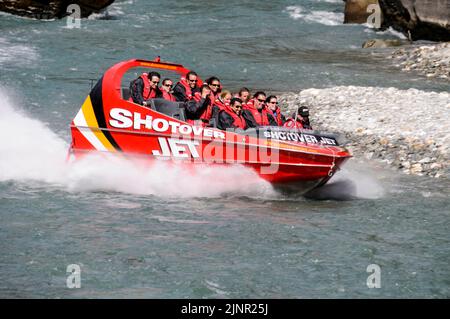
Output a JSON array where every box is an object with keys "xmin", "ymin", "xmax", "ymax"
[
  {"xmin": 362, "ymin": 38, "xmax": 409, "ymax": 48},
  {"xmin": 378, "ymin": 0, "xmax": 450, "ymax": 41},
  {"xmin": 0, "ymin": 0, "xmax": 115, "ymax": 19}
]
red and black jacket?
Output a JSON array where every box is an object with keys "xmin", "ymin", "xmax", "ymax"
[
  {"xmin": 161, "ymin": 88, "xmax": 177, "ymax": 102},
  {"xmin": 217, "ymin": 105, "xmax": 246, "ymax": 130},
  {"xmin": 242, "ymin": 99, "xmax": 270, "ymax": 127},
  {"xmin": 172, "ymin": 77, "xmax": 200, "ymax": 102},
  {"xmin": 129, "ymin": 73, "xmax": 162, "ymax": 105},
  {"xmin": 283, "ymin": 117, "xmax": 312, "ymax": 130},
  {"xmin": 266, "ymin": 106, "xmax": 286, "ymax": 126}
]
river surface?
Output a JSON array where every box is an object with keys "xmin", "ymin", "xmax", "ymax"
[{"xmin": 0, "ymin": 0, "xmax": 449, "ymax": 298}]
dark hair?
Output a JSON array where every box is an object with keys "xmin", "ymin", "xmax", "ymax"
[
  {"xmin": 253, "ymin": 91, "xmax": 266, "ymax": 99},
  {"xmin": 239, "ymin": 87, "xmax": 250, "ymax": 95},
  {"xmin": 206, "ymin": 76, "xmax": 220, "ymax": 85},
  {"xmin": 186, "ymin": 71, "xmax": 197, "ymax": 78},
  {"xmin": 297, "ymin": 106, "xmax": 310, "ymax": 117},
  {"xmin": 230, "ymin": 97, "xmax": 242, "ymax": 106},
  {"xmin": 265, "ymin": 95, "xmax": 277, "ymax": 103},
  {"xmin": 162, "ymin": 78, "xmax": 172, "ymax": 85},
  {"xmin": 148, "ymin": 71, "xmax": 161, "ymax": 79},
  {"xmin": 200, "ymin": 84, "xmax": 210, "ymax": 92}
]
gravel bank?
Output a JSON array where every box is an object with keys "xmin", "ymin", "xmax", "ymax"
[
  {"xmin": 390, "ymin": 42, "xmax": 450, "ymax": 80},
  {"xmin": 279, "ymin": 86, "xmax": 450, "ymax": 178}
]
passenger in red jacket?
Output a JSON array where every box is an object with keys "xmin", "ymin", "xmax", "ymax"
[
  {"xmin": 205, "ymin": 76, "xmax": 221, "ymax": 101},
  {"xmin": 209, "ymin": 90, "xmax": 232, "ymax": 125},
  {"xmin": 265, "ymin": 95, "xmax": 286, "ymax": 126},
  {"xmin": 284, "ymin": 106, "xmax": 313, "ymax": 130},
  {"xmin": 173, "ymin": 71, "xmax": 200, "ymax": 102},
  {"xmin": 217, "ymin": 98, "xmax": 247, "ymax": 130},
  {"xmin": 237, "ymin": 87, "xmax": 250, "ymax": 105},
  {"xmin": 242, "ymin": 91, "xmax": 270, "ymax": 128},
  {"xmin": 160, "ymin": 78, "xmax": 176, "ymax": 102},
  {"xmin": 129, "ymin": 71, "xmax": 162, "ymax": 106},
  {"xmin": 214, "ymin": 90, "xmax": 232, "ymax": 111},
  {"xmin": 184, "ymin": 84, "xmax": 212, "ymax": 125}
]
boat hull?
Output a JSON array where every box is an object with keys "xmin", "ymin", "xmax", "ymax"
[{"xmin": 68, "ymin": 58, "xmax": 352, "ymax": 192}]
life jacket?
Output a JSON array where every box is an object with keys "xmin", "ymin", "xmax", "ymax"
[
  {"xmin": 129, "ymin": 73, "xmax": 157, "ymax": 103},
  {"xmin": 140, "ymin": 73, "xmax": 158, "ymax": 100},
  {"xmin": 161, "ymin": 89, "xmax": 176, "ymax": 102},
  {"xmin": 177, "ymin": 77, "xmax": 193, "ymax": 100},
  {"xmin": 244, "ymin": 99, "xmax": 270, "ymax": 126},
  {"xmin": 284, "ymin": 118, "xmax": 312, "ymax": 130},
  {"xmin": 267, "ymin": 106, "xmax": 284, "ymax": 126},
  {"xmin": 213, "ymin": 98, "xmax": 228, "ymax": 111},
  {"xmin": 284, "ymin": 118, "xmax": 302, "ymax": 129},
  {"xmin": 182, "ymin": 92, "xmax": 209, "ymax": 127},
  {"xmin": 192, "ymin": 91, "xmax": 202, "ymax": 102},
  {"xmin": 222, "ymin": 105, "xmax": 246, "ymax": 130},
  {"xmin": 198, "ymin": 92, "xmax": 220, "ymax": 124},
  {"xmin": 241, "ymin": 100, "xmax": 250, "ymax": 107}
]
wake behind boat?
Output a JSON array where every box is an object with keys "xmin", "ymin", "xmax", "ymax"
[{"xmin": 69, "ymin": 58, "xmax": 352, "ymax": 193}]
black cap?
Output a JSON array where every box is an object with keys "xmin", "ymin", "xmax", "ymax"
[{"xmin": 298, "ymin": 106, "xmax": 309, "ymax": 117}]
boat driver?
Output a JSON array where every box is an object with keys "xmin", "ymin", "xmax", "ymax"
[{"xmin": 284, "ymin": 105, "xmax": 313, "ymax": 130}]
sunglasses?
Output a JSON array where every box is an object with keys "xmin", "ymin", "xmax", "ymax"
[
  {"xmin": 257, "ymin": 99, "xmax": 265, "ymax": 103},
  {"xmin": 210, "ymin": 83, "xmax": 220, "ymax": 87},
  {"xmin": 188, "ymin": 79, "xmax": 197, "ymax": 83},
  {"xmin": 268, "ymin": 101, "xmax": 277, "ymax": 104},
  {"xmin": 163, "ymin": 83, "xmax": 172, "ymax": 87},
  {"xmin": 151, "ymin": 80, "xmax": 160, "ymax": 84},
  {"xmin": 234, "ymin": 105, "xmax": 242, "ymax": 109}
]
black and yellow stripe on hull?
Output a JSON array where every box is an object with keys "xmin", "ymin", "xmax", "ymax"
[{"xmin": 73, "ymin": 77, "xmax": 122, "ymax": 152}]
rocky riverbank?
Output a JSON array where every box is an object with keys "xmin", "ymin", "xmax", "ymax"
[
  {"xmin": 389, "ymin": 42, "xmax": 450, "ymax": 80},
  {"xmin": 279, "ymin": 86, "xmax": 450, "ymax": 178}
]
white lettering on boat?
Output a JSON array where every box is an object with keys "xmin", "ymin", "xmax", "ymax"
[
  {"xmin": 152, "ymin": 137, "xmax": 200, "ymax": 158},
  {"xmin": 263, "ymin": 130, "xmax": 336, "ymax": 145},
  {"xmin": 109, "ymin": 108, "xmax": 225, "ymax": 139},
  {"xmin": 109, "ymin": 108, "xmax": 133, "ymax": 128}
]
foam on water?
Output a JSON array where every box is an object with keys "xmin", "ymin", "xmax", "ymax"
[
  {"xmin": 285, "ymin": 6, "xmax": 344, "ymax": 26},
  {"xmin": 0, "ymin": 37, "xmax": 38, "ymax": 66},
  {"xmin": 331, "ymin": 163, "xmax": 385, "ymax": 199},
  {"xmin": 364, "ymin": 26, "xmax": 408, "ymax": 39}
]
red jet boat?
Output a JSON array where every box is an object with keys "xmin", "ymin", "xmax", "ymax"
[{"xmin": 69, "ymin": 58, "xmax": 351, "ymax": 193}]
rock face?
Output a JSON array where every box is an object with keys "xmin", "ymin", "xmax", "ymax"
[
  {"xmin": 344, "ymin": 0, "xmax": 381, "ymax": 24},
  {"xmin": 378, "ymin": 0, "xmax": 450, "ymax": 41},
  {"xmin": 0, "ymin": 0, "xmax": 115, "ymax": 19}
]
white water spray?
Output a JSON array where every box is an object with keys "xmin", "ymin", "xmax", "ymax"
[{"xmin": 0, "ymin": 89, "xmax": 274, "ymax": 198}]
